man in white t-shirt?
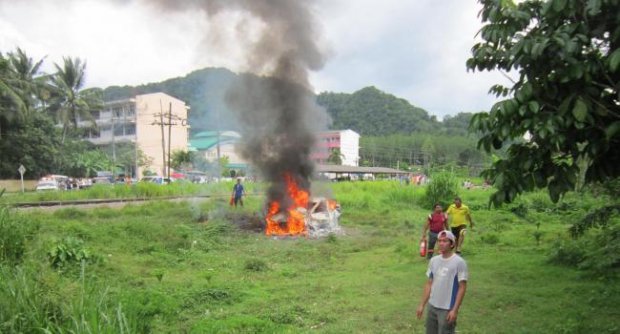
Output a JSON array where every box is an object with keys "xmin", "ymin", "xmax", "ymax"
[{"xmin": 416, "ymin": 230, "xmax": 468, "ymax": 334}]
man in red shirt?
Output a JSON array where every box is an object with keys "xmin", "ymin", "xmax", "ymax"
[{"xmin": 421, "ymin": 203, "xmax": 449, "ymax": 259}]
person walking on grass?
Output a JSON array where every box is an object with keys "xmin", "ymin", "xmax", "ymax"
[
  {"xmin": 232, "ymin": 178, "xmax": 245, "ymax": 207},
  {"xmin": 421, "ymin": 203, "xmax": 449, "ymax": 259},
  {"xmin": 416, "ymin": 230, "xmax": 468, "ymax": 334},
  {"xmin": 446, "ymin": 197, "xmax": 474, "ymax": 255}
]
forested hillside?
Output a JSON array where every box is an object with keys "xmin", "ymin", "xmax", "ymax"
[
  {"xmin": 103, "ymin": 68, "xmax": 239, "ymax": 132},
  {"xmin": 102, "ymin": 68, "xmax": 475, "ymax": 137},
  {"xmin": 100, "ymin": 68, "xmax": 489, "ymax": 171},
  {"xmin": 316, "ymin": 87, "xmax": 438, "ymax": 135}
]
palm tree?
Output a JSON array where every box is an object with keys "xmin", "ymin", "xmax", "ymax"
[
  {"xmin": 47, "ymin": 57, "xmax": 103, "ymax": 143},
  {"xmin": 327, "ymin": 148, "xmax": 344, "ymax": 165},
  {"xmin": 0, "ymin": 52, "xmax": 27, "ymax": 139},
  {"xmin": 7, "ymin": 48, "xmax": 47, "ymax": 114}
]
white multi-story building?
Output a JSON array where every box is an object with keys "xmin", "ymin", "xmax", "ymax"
[
  {"xmin": 81, "ymin": 92, "xmax": 190, "ymax": 177},
  {"xmin": 311, "ymin": 129, "xmax": 360, "ymax": 166}
]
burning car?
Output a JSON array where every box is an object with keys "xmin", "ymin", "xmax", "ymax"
[
  {"xmin": 264, "ymin": 174, "xmax": 342, "ymax": 238},
  {"xmin": 305, "ymin": 197, "xmax": 342, "ymax": 237}
]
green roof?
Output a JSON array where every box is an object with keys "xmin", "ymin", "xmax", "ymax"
[{"xmin": 189, "ymin": 131, "xmax": 240, "ymax": 150}]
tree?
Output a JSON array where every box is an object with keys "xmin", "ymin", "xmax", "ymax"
[
  {"xmin": 326, "ymin": 148, "xmax": 344, "ymax": 165},
  {"xmin": 171, "ymin": 149, "xmax": 193, "ymax": 170},
  {"xmin": 467, "ymin": 0, "xmax": 620, "ymax": 205},
  {"xmin": 7, "ymin": 48, "xmax": 47, "ymax": 114},
  {"xmin": 0, "ymin": 53, "xmax": 27, "ymax": 139},
  {"xmin": 47, "ymin": 57, "xmax": 103, "ymax": 143},
  {"xmin": 0, "ymin": 111, "xmax": 62, "ymax": 178}
]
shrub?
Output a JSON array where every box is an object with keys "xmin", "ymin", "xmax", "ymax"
[
  {"xmin": 421, "ymin": 172, "xmax": 459, "ymax": 209},
  {"xmin": 549, "ymin": 219, "xmax": 620, "ymax": 278},
  {"xmin": 569, "ymin": 204, "xmax": 620, "ymax": 238},
  {"xmin": 47, "ymin": 237, "xmax": 95, "ymax": 269}
]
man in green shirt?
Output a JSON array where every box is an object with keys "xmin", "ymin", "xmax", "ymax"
[{"xmin": 446, "ymin": 197, "xmax": 474, "ymax": 254}]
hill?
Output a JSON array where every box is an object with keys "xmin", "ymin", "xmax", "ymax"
[{"xmin": 102, "ymin": 68, "xmax": 473, "ymax": 136}]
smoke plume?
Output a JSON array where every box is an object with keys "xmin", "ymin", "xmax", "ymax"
[{"xmin": 147, "ymin": 0, "xmax": 330, "ymax": 206}]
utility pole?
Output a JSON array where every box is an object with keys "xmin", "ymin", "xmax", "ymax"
[
  {"xmin": 167, "ymin": 102, "xmax": 172, "ymax": 182},
  {"xmin": 112, "ymin": 109, "xmax": 116, "ymax": 167},
  {"xmin": 151, "ymin": 100, "xmax": 187, "ymax": 181},
  {"xmin": 159, "ymin": 100, "xmax": 166, "ymax": 177}
]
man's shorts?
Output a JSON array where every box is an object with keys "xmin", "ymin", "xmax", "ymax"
[{"xmin": 451, "ymin": 225, "xmax": 467, "ymax": 240}]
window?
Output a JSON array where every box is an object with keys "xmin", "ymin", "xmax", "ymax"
[
  {"xmin": 92, "ymin": 128, "xmax": 101, "ymax": 138},
  {"xmin": 113, "ymin": 124, "xmax": 124, "ymax": 136},
  {"xmin": 124, "ymin": 124, "xmax": 136, "ymax": 135},
  {"xmin": 113, "ymin": 106, "xmax": 123, "ymax": 118},
  {"xmin": 127, "ymin": 104, "xmax": 135, "ymax": 117}
]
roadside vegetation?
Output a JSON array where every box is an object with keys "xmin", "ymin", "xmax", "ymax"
[{"xmin": 1, "ymin": 180, "xmax": 618, "ymax": 333}]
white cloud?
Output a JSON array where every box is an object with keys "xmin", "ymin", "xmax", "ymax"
[{"xmin": 0, "ymin": 0, "xmax": 507, "ymax": 117}]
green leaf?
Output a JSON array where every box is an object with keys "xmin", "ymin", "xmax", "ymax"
[
  {"xmin": 516, "ymin": 83, "xmax": 532, "ymax": 102},
  {"xmin": 609, "ymin": 48, "xmax": 620, "ymax": 72},
  {"xmin": 553, "ymin": 0, "xmax": 567, "ymax": 12},
  {"xmin": 605, "ymin": 121, "xmax": 620, "ymax": 140},
  {"xmin": 586, "ymin": 0, "xmax": 602, "ymax": 15},
  {"xmin": 572, "ymin": 98, "xmax": 587, "ymax": 122},
  {"xmin": 559, "ymin": 95, "xmax": 573, "ymax": 115},
  {"xmin": 528, "ymin": 101, "xmax": 540, "ymax": 113}
]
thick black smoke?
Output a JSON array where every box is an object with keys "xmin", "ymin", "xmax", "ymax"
[{"xmin": 147, "ymin": 0, "xmax": 330, "ymax": 206}]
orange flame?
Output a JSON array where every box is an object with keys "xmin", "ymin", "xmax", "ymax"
[
  {"xmin": 265, "ymin": 173, "xmax": 309, "ymax": 236},
  {"xmin": 327, "ymin": 199, "xmax": 338, "ymax": 211}
]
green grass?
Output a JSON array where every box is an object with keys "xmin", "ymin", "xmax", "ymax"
[
  {"xmin": 0, "ymin": 181, "xmax": 618, "ymax": 333},
  {"xmin": 0, "ymin": 181, "xmax": 254, "ymax": 204}
]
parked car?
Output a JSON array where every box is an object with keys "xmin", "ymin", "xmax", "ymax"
[
  {"xmin": 91, "ymin": 176, "xmax": 113, "ymax": 185},
  {"xmin": 140, "ymin": 176, "xmax": 170, "ymax": 185},
  {"xmin": 35, "ymin": 179, "xmax": 60, "ymax": 191}
]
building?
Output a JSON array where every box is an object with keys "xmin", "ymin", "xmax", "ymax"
[
  {"xmin": 81, "ymin": 92, "xmax": 190, "ymax": 178},
  {"xmin": 190, "ymin": 129, "xmax": 361, "ymax": 169},
  {"xmin": 189, "ymin": 130, "xmax": 245, "ymax": 165},
  {"xmin": 311, "ymin": 129, "xmax": 360, "ymax": 166}
]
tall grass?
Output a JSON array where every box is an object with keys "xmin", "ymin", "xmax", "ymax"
[
  {"xmin": 1, "ymin": 182, "xmax": 619, "ymax": 332},
  {"xmin": 1, "ymin": 181, "xmax": 247, "ymax": 204},
  {"xmin": 0, "ymin": 206, "xmax": 38, "ymax": 265},
  {"xmin": 0, "ymin": 265, "xmax": 138, "ymax": 333}
]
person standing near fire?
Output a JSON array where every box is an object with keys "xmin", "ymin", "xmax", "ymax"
[
  {"xmin": 416, "ymin": 230, "xmax": 468, "ymax": 333},
  {"xmin": 421, "ymin": 203, "xmax": 449, "ymax": 259},
  {"xmin": 446, "ymin": 197, "xmax": 474, "ymax": 255},
  {"xmin": 232, "ymin": 178, "xmax": 246, "ymax": 207}
]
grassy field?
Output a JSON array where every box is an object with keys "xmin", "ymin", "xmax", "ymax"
[{"xmin": 1, "ymin": 181, "xmax": 619, "ymax": 333}]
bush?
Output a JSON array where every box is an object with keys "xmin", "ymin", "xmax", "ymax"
[
  {"xmin": 549, "ymin": 219, "xmax": 620, "ymax": 278},
  {"xmin": 47, "ymin": 237, "xmax": 95, "ymax": 270},
  {"xmin": 421, "ymin": 172, "xmax": 459, "ymax": 209}
]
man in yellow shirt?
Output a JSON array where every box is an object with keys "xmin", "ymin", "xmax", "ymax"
[{"xmin": 446, "ymin": 197, "xmax": 474, "ymax": 254}]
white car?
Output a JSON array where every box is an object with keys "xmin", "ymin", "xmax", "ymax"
[{"xmin": 36, "ymin": 180, "xmax": 60, "ymax": 191}]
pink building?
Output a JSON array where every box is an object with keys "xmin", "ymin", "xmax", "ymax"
[{"xmin": 311, "ymin": 129, "xmax": 360, "ymax": 166}]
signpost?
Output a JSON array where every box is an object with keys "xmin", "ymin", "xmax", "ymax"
[{"xmin": 18, "ymin": 164, "xmax": 26, "ymax": 193}]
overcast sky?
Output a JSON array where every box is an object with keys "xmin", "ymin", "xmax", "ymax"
[{"xmin": 0, "ymin": 0, "xmax": 508, "ymax": 119}]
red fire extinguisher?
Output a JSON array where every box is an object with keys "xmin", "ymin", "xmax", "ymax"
[{"xmin": 419, "ymin": 239, "xmax": 427, "ymax": 257}]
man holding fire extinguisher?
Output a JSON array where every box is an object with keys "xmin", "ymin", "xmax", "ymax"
[{"xmin": 421, "ymin": 203, "xmax": 449, "ymax": 259}]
